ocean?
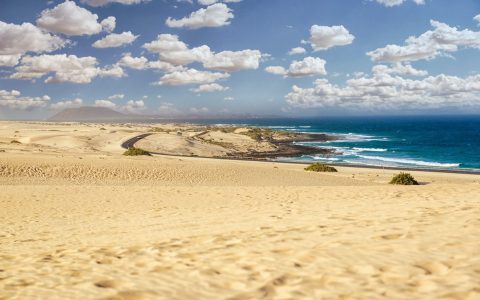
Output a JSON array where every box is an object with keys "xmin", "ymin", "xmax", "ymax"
[{"xmin": 192, "ymin": 115, "xmax": 480, "ymax": 171}]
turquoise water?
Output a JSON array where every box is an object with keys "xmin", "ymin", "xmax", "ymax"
[{"xmin": 194, "ymin": 116, "xmax": 480, "ymax": 171}]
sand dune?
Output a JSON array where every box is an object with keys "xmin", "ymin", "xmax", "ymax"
[{"xmin": 1, "ymin": 121, "xmax": 480, "ymax": 299}]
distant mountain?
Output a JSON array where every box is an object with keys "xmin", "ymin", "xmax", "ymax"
[{"xmin": 48, "ymin": 107, "xmax": 136, "ymax": 122}]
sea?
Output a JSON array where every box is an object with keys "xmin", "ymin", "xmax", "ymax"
[{"xmin": 190, "ymin": 115, "xmax": 480, "ymax": 172}]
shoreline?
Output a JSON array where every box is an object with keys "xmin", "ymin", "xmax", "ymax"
[{"xmin": 121, "ymin": 133, "xmax": 480, "ymax": 175}]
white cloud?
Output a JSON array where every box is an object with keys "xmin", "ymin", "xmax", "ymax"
[
  {"xmin": 92, "ymin": 31, "xmax": 138, "ymax": 48},
  {"xmin": 367, "ymin": 20, "xmax": 480, "ymax": 62},
  {"xmin": 122, "ymin": 100, "xmax": 145, "ymax": 113},
  {"xmin": 285, "ymin": 72, "xmax": 480, "ymax": 110},
  {"xmin": 143, "ymin": 34, "xmax": 210, "ymax": 65},
  {"xmin": 11, "ymin": 54, "xmax": 124, "ymax": 84},
  {"xmin": 0, "ymin": 21, "xmax": 67, "ymax": 64},
  {"xmin": 0, "ymin": 89, "xmax": 50, "ymax": 110},
  {"xmin": 117, "ymin": 52, "xmax": 181, "ymax": 72},
  {"xmin": 50, "ymin": 98, "xmax": 83, "ymax": 110},
  {"xmin": 166, "ymin": 3, "xmax": 233, "ymax": 29},
  {"xmin": 143, "ymin": 34, "xmax": 262, "ymax": 72},
  {"xmin": 37, "ymin": 1, "xmax": 115, "ymax": 36},
  {"xmin": 203, "ymin": 50, "xmax": 262, "ymax": 72},
  {"xmin": 266, "ymin": 57, "xmax": 327, "ymax": 77},
  {"xmin": 192, "ymin": 83, "xmax": 229, "ymax": 93},
  {"xmin": 157, "ymin": 68, "xmax": 229, "ymax": 85},
  {"xmin": 108, "ymin": 94, "xmax": 125, "ymax": 100},
  {"xmin": 375, "ymin": 0, "xmax": 425, "ymax": 7},
  {"xmin": 224, "ymin": 96, "xmax": 234, "ymax": 101},
  {"xmin": 94, "ymin": 99, "xmax": 116, "ymax": 108},
  {"xmin": 474, "ymin": 14, "xmax": 480, "ymax": 25},
  {"xmin": 0, "ymin": 54, "xmax": 22, "ymax": 67},
  {"xmin": 288, "ymin": 47, "xmax": 306, "ymax": 55},
  {"xmin": 372, "ymin": 63, "xmax": 428, "ymax": 77},
  {"xmin": 307, "ymin": 25, "xmax": 355, "ymax": 51},
  {"xmin": 100, "ymin": 16, "xmax": 116, "ymax": 33},
  {"xmin": 265, "ymin": 66, "xmax": 287, "ymax": 76},
  {"xmin": 80, "ymin": 0, "xmax": 149, "ymax": 7}
]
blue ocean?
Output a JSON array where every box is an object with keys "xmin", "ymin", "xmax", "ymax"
[{"xmin": 195, "ymin": 116, "xmax": 480, "ymax": 171}]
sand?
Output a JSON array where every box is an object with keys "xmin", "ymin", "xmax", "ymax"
[{"xmin": 1, "ymin": 121, "xmax": 480, "ymax": 299}]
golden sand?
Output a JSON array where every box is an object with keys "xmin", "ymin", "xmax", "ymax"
[{"xmin": 1, "ymin": 121, "xmax": 479, "ymax": 299}]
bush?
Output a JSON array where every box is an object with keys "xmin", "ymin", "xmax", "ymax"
[
  {"xmin": 123, "ymin": 147, "xmax": 151, "ymax": 156},
  {"xmin": 304, "ymin": 163, "xmax": 337, "ymax": 172},
  {"xmin": 389, "ymin": 172, "xmax": 419, "ymax": 185},
  {"xmin": 10, "ymin": 140, "xmax": 21, "ymax": 144}
]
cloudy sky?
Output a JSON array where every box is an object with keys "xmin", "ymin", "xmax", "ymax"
[{"xmin": 1, "ymin": 0, "xmax": 480, "ymax": 119}]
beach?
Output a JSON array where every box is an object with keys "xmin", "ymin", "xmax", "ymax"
[{"xmin": 1, "ymin": 121, "xmax": 480, "ymax": 299}]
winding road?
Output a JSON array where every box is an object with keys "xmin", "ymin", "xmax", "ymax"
[{"xmin": 121, "ymin": 133, "xmax": 153, "ymax": 149}]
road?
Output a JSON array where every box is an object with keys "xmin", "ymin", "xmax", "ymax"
[{"xmin": 120, "ymin": 133, "xmax": 153, "ymax": 149}]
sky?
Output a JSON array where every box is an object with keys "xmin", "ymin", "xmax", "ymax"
[{"xmin": 0, "ymin": 0, "xmax": 480, "ymax": 120}]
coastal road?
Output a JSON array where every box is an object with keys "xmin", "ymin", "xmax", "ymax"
[{"xmin": 121, "ymin": 133, "xmax": 153, "ymax": 149}]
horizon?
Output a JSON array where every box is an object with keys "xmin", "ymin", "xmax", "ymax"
[{"xmin": 1, "ymin": 0, "xmax": 480, "ymax": 120}]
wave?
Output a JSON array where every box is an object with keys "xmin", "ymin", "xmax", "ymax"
[
  {"xmin": 356, "ymin": 155, "xmax": 460, "ymax": 168},
  {"xmin": 303, "ymin": 155, "xmax": 340, "ymax": 161},
  {"xmin": 352, "ymin": 147, "xmax": 387, "ymax": 152}
]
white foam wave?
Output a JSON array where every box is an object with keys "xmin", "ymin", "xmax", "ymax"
[
  {"xmin": 357, "ymin": 155, "xmax": 460, "ymax": 168},
  {"xmin": 353, "ymin": 147, "xmax": 387, "ymax": 152}
]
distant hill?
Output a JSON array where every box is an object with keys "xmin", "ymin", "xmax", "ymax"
[{"xmin": 48, "ymin": 107, "xmax": 135, "ymax": 122}]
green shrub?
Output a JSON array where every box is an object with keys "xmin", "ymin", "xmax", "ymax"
[
  {"xmin": 389, "ymin": 172, "xmax": 419, "ymax": 185},
  {"xmin": 123, "ymin": 147, "xmax": 151, "ymax": 156},
  {"xmin": 304, "ymin": 163, "xmax": 337, "ymax": 172}
]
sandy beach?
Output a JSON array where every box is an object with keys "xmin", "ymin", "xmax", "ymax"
[{"xmin": 1, "ymin": 121, "xmax": 480, "ymax": 300}]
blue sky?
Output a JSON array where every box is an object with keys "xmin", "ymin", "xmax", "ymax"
[{"xmin": 0, "ymin": 0, "xmax": 480, "ymax": 119}]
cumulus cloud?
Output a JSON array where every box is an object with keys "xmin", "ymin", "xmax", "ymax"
[
  {"xmin": 0, "ymin": 21, "xmax": 67, "ymax": 66},
  {"xmin": 157, "ymin": 68, "xmax": 229, "ymax": 85},
  {"xmin": 94, "ymin": 99, "xmax": 117, "ymax": 109},
  {"xmin": 50, "ymin": 98, "xmax": 83, "ymax": 110},
  {"xmin": 11, "ymin": 54, "xmax": 125, "ymax": 84},
  {"xmin": 307, "ymin": 25, "xmax": 355, "ymax": 51},
  {"xmin": 80, "ymin": 0, "xmax": 149, "ymax": 7},
  {"xmin": 100, "ymin": 17, "xmax": 116, "ymax": 33},
  {"xmin": 166, "ymin": 3, "xmax": 233, "ymax": 29},
  {"xmin": 367, "ymin": 20, "xmax": 480, "ymax": 62},
  {"xmin": 92, "ymin": 31, "xmax": 138, "ymax": 48},
  {"xmin": 117, "ymin": 53, "xmax": 181, "ymax": 72},
  {"xmin": 372, "ymin": 63, "xmax": 428, "ymax": 77},
  {"xmin": 143, "ymin": 34, "xmax": 262, "ymax": 72},
  {"xmin": 122, "ymin": 99, "xmax": 145, "ymax": 113},
  {"xmin": 192, "ymin": 83, "xmax": 229, "ymax": 93},
  {"xmin": 203, "ymin": 50, "xmax": 262, "ymax": 72},
  {"xmin": 375, "ymin": 0, "xmax": 425, "ymax": 7},
  {"xmin": 265, "ymin": 57, "xmax": 327, "ymax": 77},
  {"xmin": 37, "ymin": 1, "xmax": 115, "ymax": 36},
  {"xmin": 474, "ymin": 14, "xmax": 480, "ymax": 25},
  {"xmin": 0, "ymin": 54, "xmax": 22, "ymax": 67},
  {"xmin": 285, "ymin": 71, "xmax": 480, "ymax": 110},
  {"xmin": 0, "ymin": 89, "xmax": 50, "ymax": 110},
  {"xmin": 288, "ymin": 47, "xmax": 306, "ymax": 55},
  {"xmin": 108, "ymin": 94, "xmax": 125, "ymax": 100},
  {"xmin": 143, "ymin": 34, "xmax": 210, "ymax": 65}
]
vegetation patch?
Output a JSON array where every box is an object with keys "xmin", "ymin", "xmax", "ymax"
[
  {"xmin": 304, "ymin": 163, "xmax": 338, "ymax": 172},
  {"xmin": 10, "ymin": 140, "xmax": 21, "ymax": 144},
  {"xmin": 123, "ymin": 147, "xmax": 151, "ymax": 156},
  {"xmin": 389, "ymin": 172, "xmax": 419, "ymax": 185}
]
